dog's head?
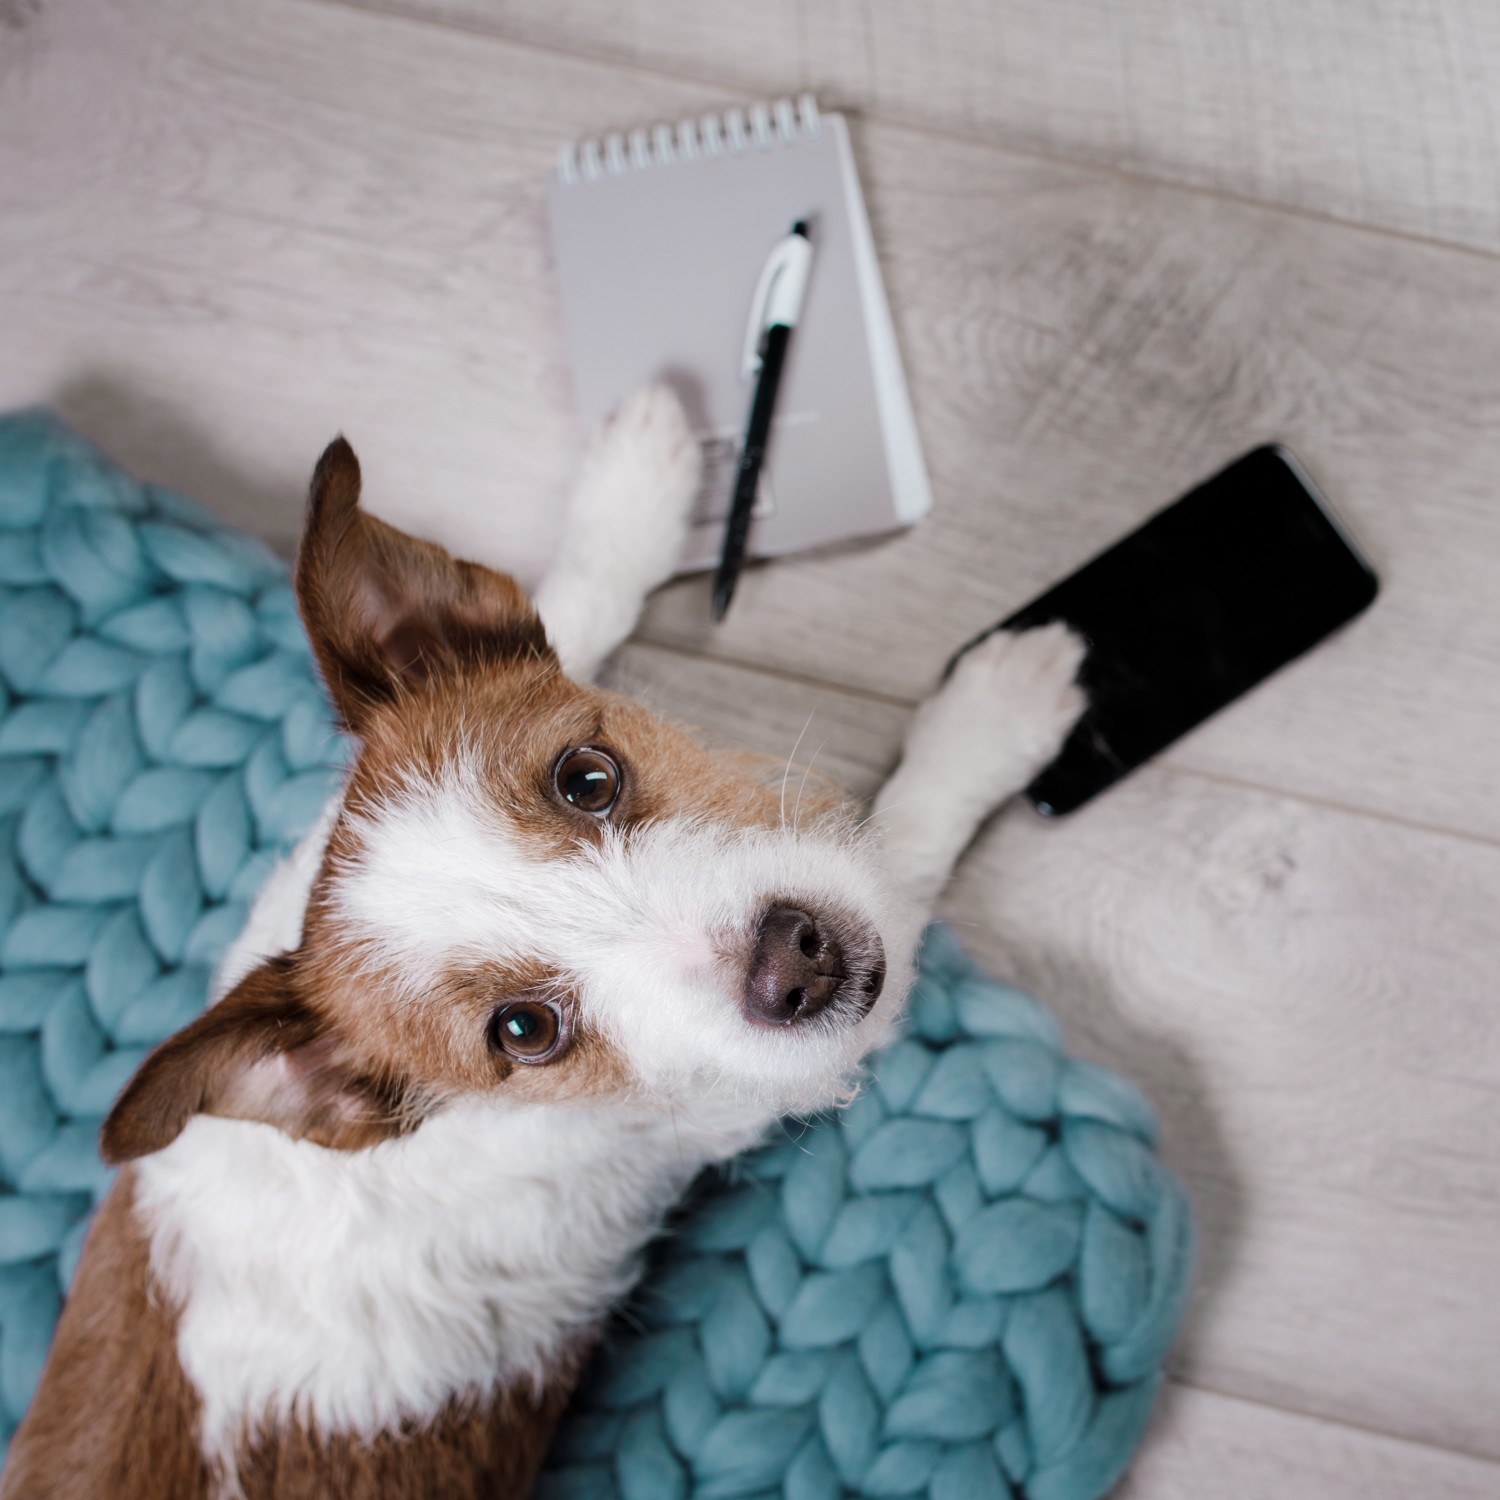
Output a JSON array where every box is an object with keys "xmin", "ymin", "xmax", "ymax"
[{"xmin": 102, "ymin": 441, "xmax": 919, "ymax": 1166}]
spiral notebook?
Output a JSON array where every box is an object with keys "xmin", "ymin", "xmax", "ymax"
[{"xmin": 547, "ymin": 97, "xmax": 932, "ymax": 573}]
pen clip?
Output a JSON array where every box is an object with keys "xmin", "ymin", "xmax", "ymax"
[{"xmin": 740, "ymin": 227, "xmax": 813, "ymax": 379}]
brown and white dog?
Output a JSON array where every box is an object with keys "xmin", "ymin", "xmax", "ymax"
[{"xmin": 2, "ymin": 388, "xmax": 1086, "ymax": 1499}]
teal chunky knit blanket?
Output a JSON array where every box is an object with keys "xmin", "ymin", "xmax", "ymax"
[{"xmin": 0, "ymin": 411, "xmax": 1193, "ymax": 1498}]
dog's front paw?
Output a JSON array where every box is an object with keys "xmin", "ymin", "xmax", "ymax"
[
  {"xmin": 539, "ymin": 384, "xmax": 704, "ymax": 678},
  {"xmin": 914, "ymin": 623, "xmax": 1089, "ymax": 787},
  {"xmin": 872, "ymin": 623, "xmax": 1089, "ymax": 900},
  {"xmin": 571, "ymin": 384, "xmax": 702, "ymax": 587}
]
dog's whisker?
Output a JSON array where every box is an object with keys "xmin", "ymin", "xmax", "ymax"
[
  {"xmin": 778, "ymin": 710, "xmax": 816, "ymax": 827},
  {"xmin": 791, "ymin": 738, "xmax": 827, "ymax": 835},
  {"xmin": 847, "ymin": 805, "xmax": 894, "ymax": 838}
]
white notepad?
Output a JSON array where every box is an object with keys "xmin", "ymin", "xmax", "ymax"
[{"xmin": 547, "ymin": 97, "xmax": 932, "ymax": 572}]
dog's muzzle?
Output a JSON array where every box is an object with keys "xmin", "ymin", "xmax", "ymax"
[{"xmin": 742, "ymin": 905, "xmax": 886, "ymax": 1027}]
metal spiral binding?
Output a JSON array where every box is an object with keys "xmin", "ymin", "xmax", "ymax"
[{"xmin": 557, "ymin": 95, "xmax": 821, "ymax": 186}]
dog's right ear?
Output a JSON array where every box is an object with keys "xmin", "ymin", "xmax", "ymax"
[{"xmin": 296, "ymin": 440, "xmax": 553, "ymax": 733}]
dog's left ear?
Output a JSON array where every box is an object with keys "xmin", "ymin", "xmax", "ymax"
[
  {"xmin": 100, "ymin": 957, "xmax": 418, "ymax": 1162},
  {"xmin": 296, "ymin": 439, "xmax": 553, "ymax": 732}
]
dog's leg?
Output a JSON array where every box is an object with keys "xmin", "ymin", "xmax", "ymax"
[
  {"xmin": 873, "ymin": 623, "xmax": 1088, "ymax": 908},
  {"xmin": 535, "ymin": 384, "xmax": 703, "ymax": 681}
]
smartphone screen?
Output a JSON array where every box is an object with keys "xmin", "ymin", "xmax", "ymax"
[{"xmin": 971, "ymin": 446, "xmax": 1379, "ymax": 816}]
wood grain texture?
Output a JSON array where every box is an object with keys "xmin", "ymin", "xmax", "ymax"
[
  {"xmin": 1116, "ymin": 1384, "xmax": 1500, "ymax": 1498},
  {"xmin": 345, "ymin": 0, "xmax": 1500, "ymax": 254},
  {"xmin": 0, "ymin": 0, "xmax": 720, "ymax": 572},
  {"xmin": 5, "ymin": 0, "xmax": 1498, "ymax": 842}
]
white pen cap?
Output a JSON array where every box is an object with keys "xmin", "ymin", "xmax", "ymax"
[{"xmin": 741, "ymin": 223, "xmax": 815, "ymax": 376}]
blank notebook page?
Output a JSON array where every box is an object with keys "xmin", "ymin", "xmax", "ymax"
[{"xmin": 547, "ymin": 99, "xmax": 931, "ymax": 572}]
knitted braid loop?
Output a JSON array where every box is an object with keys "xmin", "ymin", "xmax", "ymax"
[
  {"xmin": 0, "ymin": 412, "xmax": 1194, "ymax": 1494},
  {"xmin": 542, "ymin": 925, "xmax": 1194, "ymax": 1500},
  {"xmin": 0, "ymin": 412, "xmax": 347, "ymax": 1453}
]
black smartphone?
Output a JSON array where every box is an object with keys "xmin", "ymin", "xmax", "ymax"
[{"xmin": 961, "ymin": 446, "xmax": 1379, "ymax": 817}]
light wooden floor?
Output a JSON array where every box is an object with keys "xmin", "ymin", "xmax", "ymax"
[{"xmin": 4, "ymin": 0, "xmax": 1499, "ymax": 1492}]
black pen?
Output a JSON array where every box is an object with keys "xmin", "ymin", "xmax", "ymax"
[{"xmin": 712, "ymin": 218, "xmax": 814, "ymax": 620}]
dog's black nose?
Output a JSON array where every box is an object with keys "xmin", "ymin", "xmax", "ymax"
[{"xmin": 743, "ymin": 906, "xmax": 884, "ymax": 1026}]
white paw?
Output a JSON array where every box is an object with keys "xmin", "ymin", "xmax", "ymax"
[
  {"xmin": 571, "ymin": 383, "xmax": 702, "ymax": 589},
  {"xmin": 538, "ymin": 385, "xmax": 704, "ymax": 679},
  {"xmin": 910, "ymin": 623, "xmax": 1089, "ymax": 784}
]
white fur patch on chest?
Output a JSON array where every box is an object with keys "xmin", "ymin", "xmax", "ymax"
[{"xmin": 132, "ymin": 1097, "xmax": 712, "ymax": 1465}]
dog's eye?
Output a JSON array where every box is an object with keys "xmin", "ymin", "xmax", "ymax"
[
  {"xmin": 554, "ymin": 747, "xmax": 621, "ymax": 818},
  {"xmin": 488, "ymin": 1000, "xmax": 567, "ymax": 1063}
]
